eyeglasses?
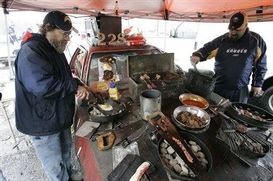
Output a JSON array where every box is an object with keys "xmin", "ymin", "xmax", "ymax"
[
  {"xmin": 63, "ymin": 31, "xmax": 72, "ymax": 37},
  {"xmin": 56, "ymin": 29, "xmax": 72, "ymax": 38}
]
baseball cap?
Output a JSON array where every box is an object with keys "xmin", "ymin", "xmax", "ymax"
[
  {"xmin": 43, "ymin": 11, "xmax": 73, "ymax": 32},
  {"xmin": 228, "ymin": 11, "xmax": 248, "ymax": 30}
]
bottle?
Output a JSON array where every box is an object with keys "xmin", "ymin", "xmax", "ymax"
[{"xmin": 108, "ymin": 82, "xmax": 119, "ymax": 100}]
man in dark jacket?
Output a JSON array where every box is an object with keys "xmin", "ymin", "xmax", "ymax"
[
  {"xmin": 15, "ymin": 11, "xmax": 89, "ymax": 181},
  {"xmin": 190, "ymin": 11, "xmax": 267, "ymax": 103}
]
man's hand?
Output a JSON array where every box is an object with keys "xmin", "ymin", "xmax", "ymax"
[
  {"xmin": 190, "ymin": 56, "xmax": 200, "ymax": 65},
  {"xmin": 76, "ymin": 85, "xmax": 89, "ymax": 100},
  {"xmin": 251, "ymin": 86, "xmax": 263, "ymax": 96}
]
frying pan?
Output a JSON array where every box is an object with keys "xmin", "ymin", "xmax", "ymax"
[
  {"xmin": 225, "ymin": 103, "xmax": 273, "ymax": 129},
  {"xmin": 158, "ymin": 131, "xmax": 213, "ymax": 180},
  {"xmin": 87, "ymin": 92, "xmax": 127, "ymax": 123},
  {"xmin": 88, "ymin": 102, "xmax": 127, "ymax": 123}
]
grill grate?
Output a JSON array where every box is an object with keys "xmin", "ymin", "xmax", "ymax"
[{"xmin": 216, "ymin": 119, "xmax": 273, "ymax": 166}]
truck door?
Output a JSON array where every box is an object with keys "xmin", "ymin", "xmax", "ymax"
[{"xmin": 69, "ymin": 46, "xmax": 88, "ymax": 80}]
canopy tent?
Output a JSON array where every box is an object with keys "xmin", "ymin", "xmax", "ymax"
[{"xmin": 1, "ymin": 0, "xmax": 273, "ymax": 22}]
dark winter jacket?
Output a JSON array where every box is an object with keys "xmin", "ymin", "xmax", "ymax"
[
  {"xmin": 15, "ymin": 33, "xmax": 81, "ymax": 136},
  {"xmin": 193, "ymin": 28, "xmax": 267, "ymax": 90}
]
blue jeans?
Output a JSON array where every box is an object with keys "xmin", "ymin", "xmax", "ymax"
[
  {"xmin": 30, "ymin": 128, "xmax": 72, "ymax": 181},
  {"xmin": 0, "ymin": 169, "xmax": 7, "ymax": 181}
]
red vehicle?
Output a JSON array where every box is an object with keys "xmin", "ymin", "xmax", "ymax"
[
  {"xmin": 70, "ymin": 42, "xmax": 272, "ymax": 181},
  {"xmin": 69, "ymin": 44, "xmax": 164, "ymax": 180}
]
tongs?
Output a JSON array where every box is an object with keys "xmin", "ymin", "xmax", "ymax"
[
  {"xmin": 191, "ymin": 59, "xmax": 200, "ymax": 74},
  {"xmin": 140, "ymin": 75, "xmax": 152, "ymax": 89},
  {"xmin": 143, "ymin": 74, "xmax": 157, "ymax": 88},
  {"xmin": 210, "ymin": 107, "xmax": 258, "ymax": 133},
  {"xmin": 155, "ymin": 74, "xmax": 166, "ymax": 86},
  {"xmin": 193, "ymin": 63, "xmax": 198, "ymax": 71}
]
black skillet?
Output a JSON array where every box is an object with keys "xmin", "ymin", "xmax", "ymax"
[
  {"xmin": 158, "ymin": 131, "xmax": 213, "ymax": 180},
  {"xmin": 87, "ymin": 92, "xmax": 127, "ymax": 123},
  {"xmin": 225, "ymin": 102, "xmax": 273, "ymax": 129}
]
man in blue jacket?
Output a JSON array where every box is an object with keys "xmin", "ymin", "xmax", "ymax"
[
  {"xmin": 190, "ymin": 11, "xmax": 267, "ymax": 103},
  {"xmin": 15, "ymin": 11, "xmax": 89, "ymax": 181}
]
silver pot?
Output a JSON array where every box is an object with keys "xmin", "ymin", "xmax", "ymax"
[
  {"xmin": 140, "ymin": 89, "xmax": 162, "ymax": 120},
  {"xmin": 186, "ymin": 69, "xmax": 215, "ymax": 97},
  {"xmin": 173, "ymin": 105, "xmax": 210, "ymax": 130}
]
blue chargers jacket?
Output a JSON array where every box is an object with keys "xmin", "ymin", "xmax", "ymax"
[
  {"xmin": 193, "ymin": 28, "xmax": 267, "ymax": 90},
  {"xmin": 15, "ymin": 33, "xmax": 81, "ymax": 136}
]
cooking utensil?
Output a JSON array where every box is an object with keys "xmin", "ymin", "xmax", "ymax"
[
  {"xmin": 114, "ymin": 120, "xmax": 146, "ymax": 146},
  {"xmin": 158, "ymin": 131, "xmax": 213, "ymax": 180},
  {"xmin": 119, "ymin": 124, "xmax": 149, "ymax": 148},
  {"xmin": 225, "ymin": 103, "xmax": 273, "ymax": 129},
  {"xmin": 140, "ymin": 75, "xmax": 152, "ymax": 89},
  {"xmin": 173, "ymin": 105, "xmax": 210, "ymax": 130},
  {"xmin": 217, "ymin": 115, "xmax": 271, "ymax": 163},
  {"xmin": 216, "ymin": 129, "xmax": 254, "ymax": 166},
  {"xmin": 155, "ymin": 74, "xmax": 166, "ymax": 86},
  {"xmin": 223, "ymin": 126, "xmax": 259, "ymax": 133},
  {"xmin": 88, "ymin": 95, "xmax": 127, "ymax": 123},
  {"xmin": 185, "ymin": 69, "xmax": 216, "ymax": 97},
  {"xmin": 192, "ymin": 63, "xmax": 199, "ymax": 73},
  {"xmin": 179, "ymin": 93, "xmax": 209, "ymax": 109},
  {"xmin": 140, "ymin": 89, "xmax": 161, "ymax": 121},
  {"xmin": 147, "ymin": 112, "xmax": 206, "ymax": 176},
  {"xmin": 211, "ymin": 107, "xmax": 255, "ymax": 134},
  {"xmin": 239, "ymin": 136, "xmax": 270, "ymax": 158},
  {"xmin": 143, "ymin": 74, "xmax": 157, "ymax": 88}
]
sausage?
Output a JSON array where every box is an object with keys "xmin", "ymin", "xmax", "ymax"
[{"xmin": 129, "ymin": 162, "xmax": 150, "ymax": 181}]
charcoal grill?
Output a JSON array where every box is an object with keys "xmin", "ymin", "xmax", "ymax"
[
  {"xmin": 127, "ymin": 53, "xmax": 185, "ymax": 101},
  {"xmin": 216, "ymin": 117, "xmax": 273, "ymax": 166},
  {"xmin": 210, "ymin": 105, "xmax": 273, "ymax": 166}
]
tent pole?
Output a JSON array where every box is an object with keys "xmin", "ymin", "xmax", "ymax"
[
  {"xmin": 163, "ymin": 20, "xmax": 167, "ymax": 51},
  {"xmin": 3, "ymin": 10, "xmax": 14, "ymax": 80}
]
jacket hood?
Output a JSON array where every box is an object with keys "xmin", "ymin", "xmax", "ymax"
[{"xmin": 21, "ymin": 32, "xmax": 47, "ymax": 45}]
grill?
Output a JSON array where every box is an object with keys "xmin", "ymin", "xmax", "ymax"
[
  {"xmin": 217, "ymin": 122, "xmax": 272, "ymax": 166},
  {"xmin": 127, "ymin": 53, "xmax": 185, "ymax": 101},
  {"xmin": 211, "ymin": 106, "xmax": 273, "ymax": 166}
]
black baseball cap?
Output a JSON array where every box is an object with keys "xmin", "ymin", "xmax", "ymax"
[
  {"xmin": 228, "ymin": 11, "xmax": 248, "ymax": 30},
  {"xmin": 43, "ymin": 11, "xmax": 73, "ymax": 32}
]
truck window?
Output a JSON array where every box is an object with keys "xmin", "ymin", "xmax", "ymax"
[{"xmin": 74, "ymin": 50, "xmax": 87, "ymax": 78}]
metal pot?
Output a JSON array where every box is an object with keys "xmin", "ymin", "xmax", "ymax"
[
  {"xmin": 172, "ymin": 105, "xmax": 210, "ymax": 133},
  {"xmin": 186, "ymin": 69, "xmax": 216, "ymax": 97},
  {"xmin": 140, "ymin": 89, "xmax": 162, "ymax": 120}
]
